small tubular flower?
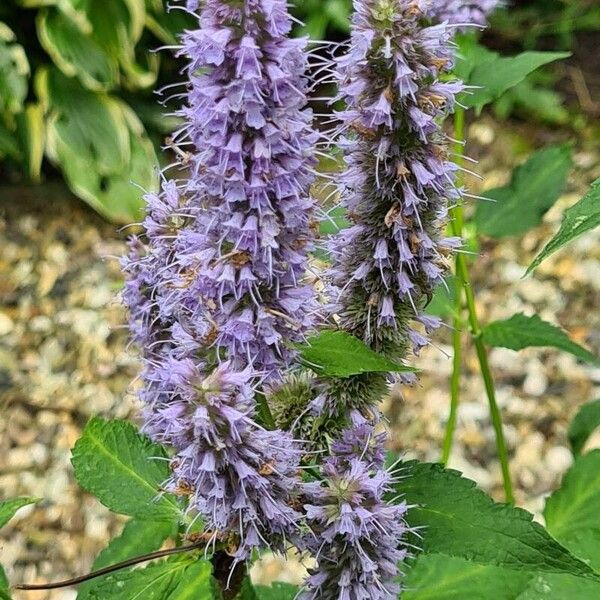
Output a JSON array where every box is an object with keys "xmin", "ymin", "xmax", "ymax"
[
  {"xmin": 427, "ymin": 0, "xmax": 501, "ymax": 28},
  {"xmin": 123, "ymin": 0, "xmax": 319, "ymax": 559},
  {"xmin": 330, "ymin": 0, "xmax": 464, "ymax": 365},
  {"xmin": 301, "ymin": 418, "xmax": 410, "ymax": 599}
]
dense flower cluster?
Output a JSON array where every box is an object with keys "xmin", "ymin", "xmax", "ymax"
[
  {"xmin": 427, "ymin": 0, "xmax": 500, "ymax": 27},
  {"xmin": 143, "ymin": 362, "xmax": 304, "ymax": 558},
  {"xmin": 330, "ymin": 0, "xmax": 463, "ymax": 366},
  {"xmin": 123, "ymin": 0, "xmax": 318, "ymax": 559},
  {"xmin": 302, "ymin": 418, "xmax": 410, "ymax": 599}
]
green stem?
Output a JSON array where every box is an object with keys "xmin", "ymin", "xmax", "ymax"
[
  {"xmin": 441, "ymin": 291, "xmax": 463, "ymax": 465},
  {"xmin": 445, "ymin": 108, "xmax": 514, "ymax": 503},
  {"xmin": 441, "ymin": 108, "xmax": 466, "ymax": 465}
]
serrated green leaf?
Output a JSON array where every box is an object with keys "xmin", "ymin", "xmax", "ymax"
[
  {"xmin": 78, "ymin": 519, "xmax": 174, "ymax": 600},
  {"xmin": 0, "ymin": 497, "xmax": 38, "ymax": 529},
  {"xmin": 71, "ymin": 417, "xmax": 180, "ymax": 522},
  {"xmin": 545, "ymin": 450, "xmax": 600, "ymax": 548},
  {"xmin": 481, "ymin": 313, "xmax": 598, "ymax": 365},
  {"xmin": 37, "ymin": 9, "xmax": 118, "ymax": 91},
  {"xmin": 88, "ymin": 557, "xmax": 212, "ymax": 600},
  {"xmin": 526, "ymin": 178, "xmax": 600, "ymax": 275},
  {"xmin": 396, "ymin": 461, "xmax": 598, "ymax": 580},
  {"xmin": 166, "ymin": 560, "xmax": 215, "ymax": 600},
  {"xmin": 20, "ymin": 0, "xmax": 91, "ymax": 32},
  {"xmin": 568, "ymin": 399, "xmax": 600, "ymax": 456},
  {"xmin": 297, "ymin": 330, "xmax": 417, "ymax": 378},
  {"xmin": 516, "ymin": 573, "xmax": 600, "ymax": 599},
  {"xmin": 475, "ymin": 145, "xmax": 572, "ymax": 238},
  {"xmin": 403, "ymin": 554, "xmax": 532, "ymax": 600},
  {"xmin": 454, "ymin": 33, "xmax": 498, "ymax": 82},
  {"xmin": 144, "ymin": 0, "xmax": 196, "ymax": 45},
  {"xmin": 464, "ymin": 50, "xmax": 569, "ymax": 111}
]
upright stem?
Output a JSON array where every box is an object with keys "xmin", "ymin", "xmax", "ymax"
[
  {"xmin": 444, "ymin": 108, "xmax": 515, "ymax": 503},
  {"xmin": 441, "ymin": 291, "xmax": 463, "ymax": 464},
  {"xmin": 441, "ymin": 110, "xmax": 466, "ymax": 465}
]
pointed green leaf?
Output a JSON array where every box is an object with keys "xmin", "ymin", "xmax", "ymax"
[
  {"xmin": 167, "ymin": 560, "xmax": 215, "ymax": 600},
  {"xmin": 0, "ymin": 497, "xmax": 38, "ymax": 529},
  {"xmin": 526, "ymin": 178, "xmax": 600, "ymax": 275},
  {"xmin": 297, "ymin": 330, "xmax": 417, "ymax": 378},
  {"xmin": 78, "ymin": 519, "xmax": 174, "ymax": 600},
  {"xmin": 403, "ymin": 554, "xmax": 532, "ymax": 600},
  {"xmin": 464, "ymin": 50, "xmax": 570, "ymax": 110},
  {"xmin": 517, "ymin": 574, "xmax": 600, "ymax": 599},
  {"xmin": 71, "ymin": 417, "xmax": 180, "ymax": 522},
  {"xmin": 396, "ymin": 461, "xmax": 598, "ymax": 580},
  {"xmin": 37, "ymin": 9, "xmax": 118, "ymax": 91},
  {"xmin": 475, "ymin": 145, "xmax": 572, "ymax": 238},
  {"xmin": 568, "ymin": 399, "xmax": 600, "ymax": 456},
  {"xmin": 87, "ymin": 557, "xmax": 213, "ymax": 600},
  {"xmin": 545, "ymin": 450, "xmax": 600, "ymax": 547},
  {"xmin": 481, "ymin": 314, "xmax": 598, "ymax": 365}
]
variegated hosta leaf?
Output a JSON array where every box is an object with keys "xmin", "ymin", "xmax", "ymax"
[
  {"xmin": 37, "ymin": 67, "xmax": 158, "ymax": 222},
  {"xmin": 0, "ymin": 22, "xmax": 30, "ymax": 118},
  {"xmin": 37, "ymin": 8, "xmax": 119, "ymax": 90}
]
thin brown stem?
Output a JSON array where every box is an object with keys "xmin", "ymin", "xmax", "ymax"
[{"xmin": 14, "ymin": 540, "xmax": 208, "ymax": 591}]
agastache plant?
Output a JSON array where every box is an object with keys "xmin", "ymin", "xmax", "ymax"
[
  {"xmin": 320, "ymin": 0, "xmax": 464, "ymax": 416},
  {"xmin": 123, "ymin": 0, "xmax": 319, "ymax": 562}
]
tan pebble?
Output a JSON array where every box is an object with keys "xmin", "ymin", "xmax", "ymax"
[
  {"xmin": 37, "ymin": 262, "xmax": 59, "ymax": 296},
  {"xmin": 544, "ymin": 446, "xmax": 573, "ymax": 475},
  {"xmin": 0, "ymin": 311, "xmax": 14, "ymax": 335}
]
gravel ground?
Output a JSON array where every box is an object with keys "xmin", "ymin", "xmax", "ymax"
[{"xmin": 1, "ymin": 116, "xmax": 599, "ymax": 598}]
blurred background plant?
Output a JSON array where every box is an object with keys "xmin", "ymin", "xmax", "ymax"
[
  {"xmin": 1, "ymin": 0, "xmax": 599, "ymax": 223},
  {"xmin": 0, "ymin": 0, "xmax": 194, "ymax": 223}
]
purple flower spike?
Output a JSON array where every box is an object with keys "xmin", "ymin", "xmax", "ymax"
[
  {"xmin": 427, "ymin": 0, "xmax": 501, "ymax": 28},
  {"xmin": 301, "ymin": 422, "xmax": 410, "ymax": 599},
  {"xmin": 125, "ymin": 0, "xmax": 319, "ymax": 383},
  {"xmin": 329, "ymin": 0, "xmax": 465, "ymax": 362},
  {"xmin": 123, "ymin": 0, "xmax": 320, "ymax": 559},
  {"xmin": 144, "ymin": 361, "xmax": 303, "ymax": 559}
]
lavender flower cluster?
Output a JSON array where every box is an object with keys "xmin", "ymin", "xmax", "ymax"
[
  {"xmin": 330, "ymin": 0, "xmax": 463, "ymax": 363},
  {"xmin": 123, "ymin": 0, "xmax": 319, "ymax": 559},
  {"xmin": 427, "ymin": 0, "xmax": 501, "ymax": 28},
  {"xmin": 302, "ymin": 417, "xmax": 410, "ymax": 599}
]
